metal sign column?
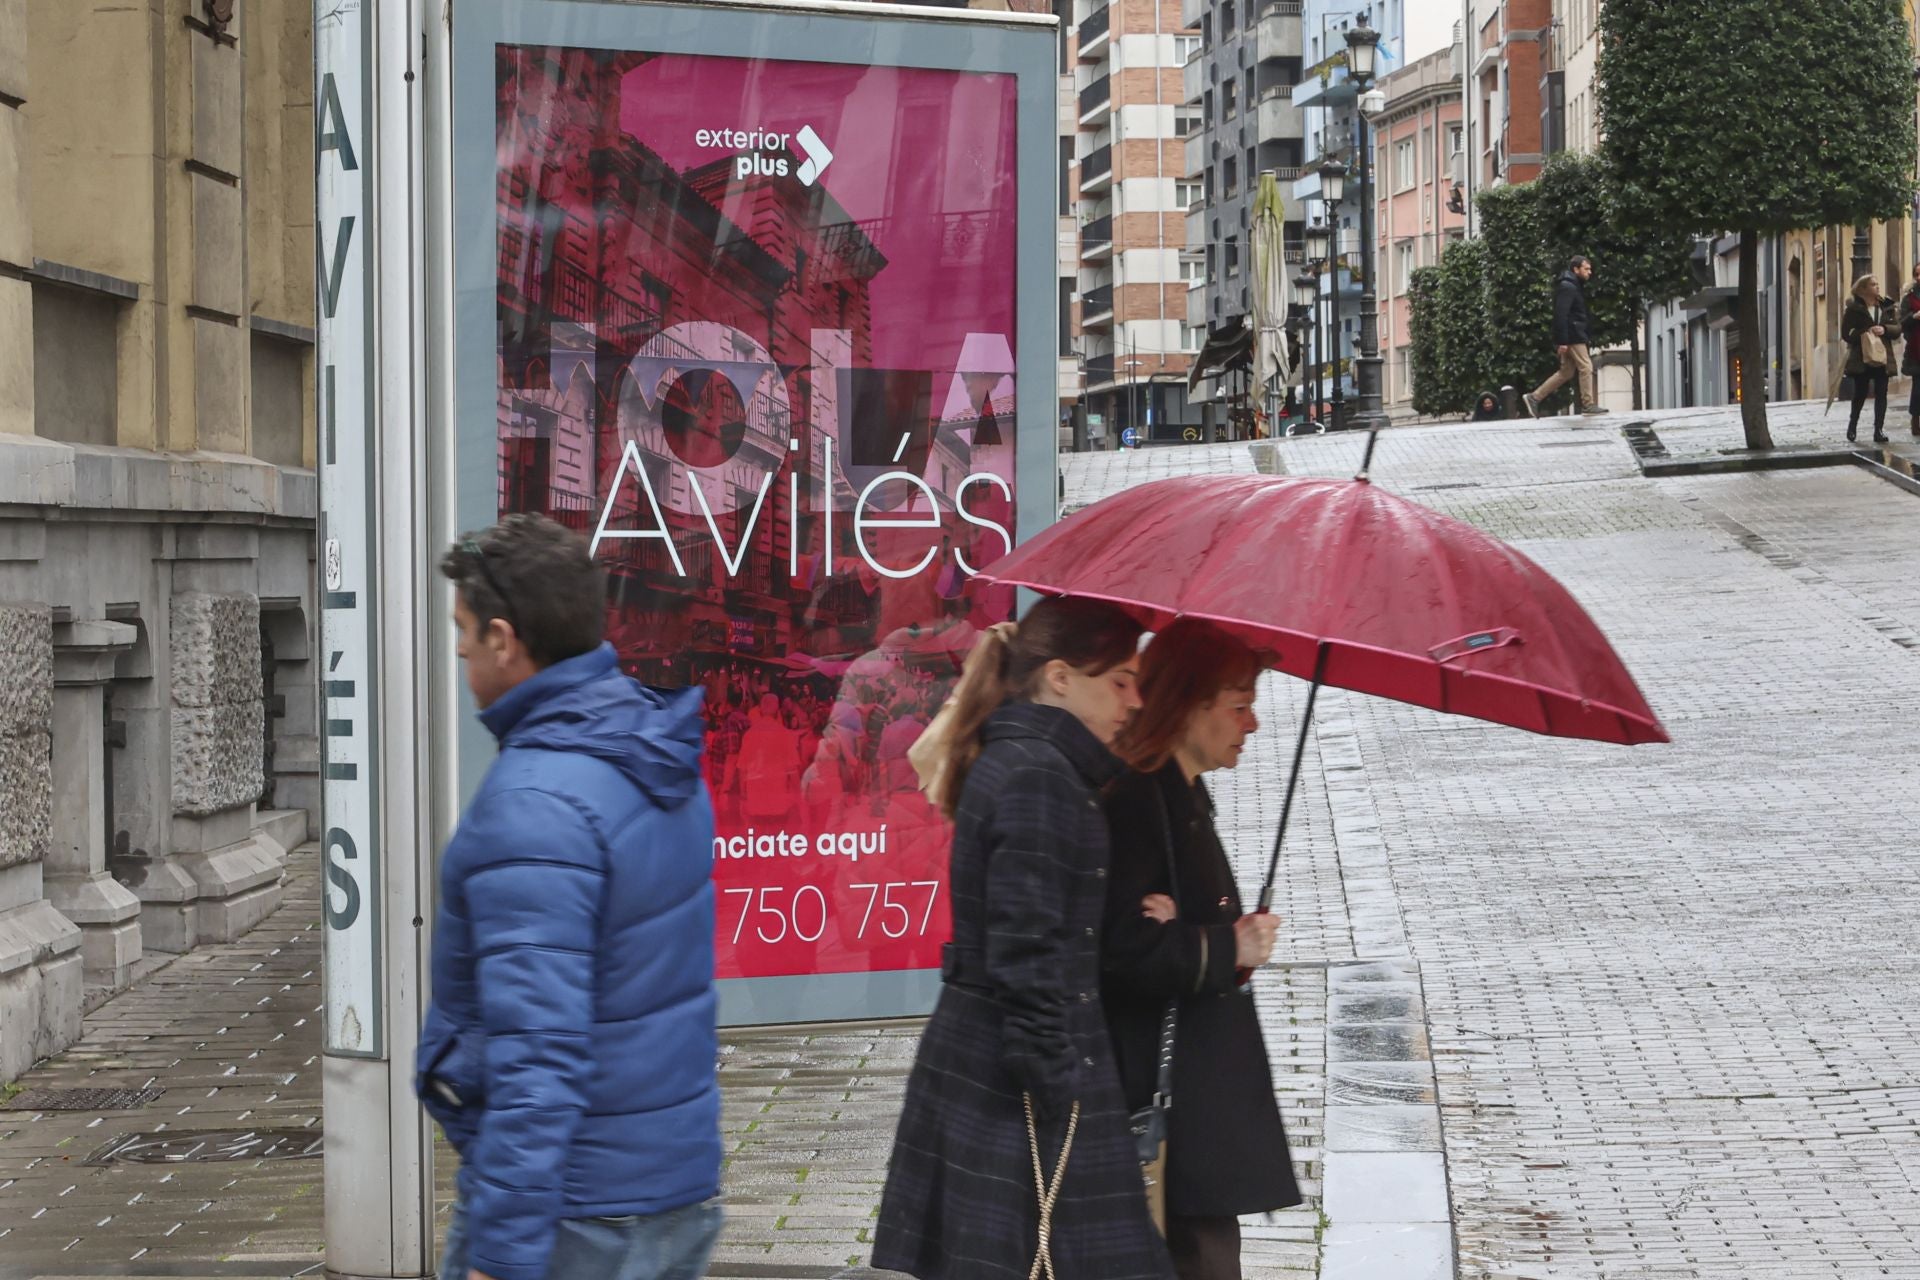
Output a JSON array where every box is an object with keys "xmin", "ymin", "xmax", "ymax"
[{"xmin": 317, "ymin": 0, "xmax": 435, "ymax": 1275}]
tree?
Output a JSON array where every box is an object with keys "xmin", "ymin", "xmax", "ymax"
[
  {"xmin": 1407, "ymin": 239, "xmax": 1496, "ymax": 416},
  {"xmin": 1599, "ymin": 0, "xmax": 1917, "ymax": 448},
  {"xmin": 1482, "ymin": 153, "xmax": 1695, "ymax": 409}
]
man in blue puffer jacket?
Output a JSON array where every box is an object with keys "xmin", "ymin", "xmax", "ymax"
[{"xmin": 417, "ymin": 514, "xmax": 722, "ymax": 1280}]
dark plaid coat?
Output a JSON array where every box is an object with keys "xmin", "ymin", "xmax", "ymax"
[
  {"xmin": 1101, "ymin": 765, "xmax": 1303, "ymax": 1219},
  {"xmin": 872, "ymin": 703, "xmax": 1174, "ymax": 1280}
]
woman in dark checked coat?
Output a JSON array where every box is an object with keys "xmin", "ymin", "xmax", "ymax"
[{"xmin": 873, "ymin": 597, "xmax": 1174, "ymax": 1280}]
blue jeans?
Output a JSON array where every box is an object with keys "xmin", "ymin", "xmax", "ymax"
[{"xmin": 440, "ymin": 1194, "xmax": 724, "ymax": 1280}]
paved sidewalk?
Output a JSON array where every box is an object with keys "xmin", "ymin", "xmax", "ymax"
[{"xmin": 9, "ymin": 404, "xmax": 1920, "ymax": 1280}]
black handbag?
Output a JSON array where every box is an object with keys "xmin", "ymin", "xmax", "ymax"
[{"xmin": 1128, "ymin": 784, "xmax": 1180, "ymax": 1233}]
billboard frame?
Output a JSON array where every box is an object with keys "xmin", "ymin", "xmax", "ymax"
[{"xmin": 445, "ymin": 0, "xmax": 1061, "ymax": 1025}]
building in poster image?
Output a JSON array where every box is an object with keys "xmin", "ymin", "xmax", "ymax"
[{"xmin": 492, "ymin": 45, "xmax": 1022, "ymax": 980}]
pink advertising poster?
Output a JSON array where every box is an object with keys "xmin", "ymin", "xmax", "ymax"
[{"xmin": 493, "ymin": 45, "xmax": 1021, "ymax": 980}]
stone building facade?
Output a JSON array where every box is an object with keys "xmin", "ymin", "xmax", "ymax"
[{"xmin": 0, "ymin": 0, "xmax": 317, "ymax": 1082}]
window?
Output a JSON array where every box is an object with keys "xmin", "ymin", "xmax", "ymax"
[
  {"xmin": 1223, "ymin": 155, "xmax": 1238, "ymax": 196},
  {"xmin": 1181, "ymin": 323, "xmax": 1206, "ymax": 352},
  {"xmin": 1176, "ymin": 34, "xmax": 1201, "ymax": 62},
  {"xmin": 1204, "ymin": 90, "xmax": 1215, "ymax": 126},
  {"xmin": 1180, "ymin": 257, "xmax": 1207, "ymax": 286},
  {"xmin": 1222, "ymin": 0, "xmax": 1236, "ymax": 36},
  {"xmin": 1176, "ymin": 179, "xmax": 1201, "ymax": 209},
  {"xmin": 32, "ymin": 282, "xmax": 121, "ymax": 447},
  {"xmin": 1177, "ymin": 106, "xmax": 1202, "ymax": 137},
  {"xmin": 1396, "ymin": 242, "xmax": 1416, "ymax": 294},
  {"xmin": 1245, "ymin": 69, "xmax": 1256, "ymax": 109},
  {"xmin": 1224, "ymin": 79, "xmax": 1237, "ymax": 118},
  {"xmin": 1204, "ymin": 167, "xmax": 1215, "ymax": 200},
  {"xmin": 1206, "ymin": 244, "xmax": 1217, "ymax": 279},
  {"xmin": 1394, "ymin": 139, "xmax": 1416, "ymax": 191},
  {"xmin": 1225, "ymin": 236, "xmax": 1241, "ymax": 276}
]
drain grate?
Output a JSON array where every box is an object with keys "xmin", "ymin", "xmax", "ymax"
[
  {"xmin": 85, "ymin": 1127, "xmax": 323, "ymax": 1165},
  {"xmin": 4, "ymin": 1086, "xmax": 166, "ymax": 1111}
]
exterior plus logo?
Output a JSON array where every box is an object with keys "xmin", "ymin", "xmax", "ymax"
[{"xmin": 695, "ymin": 125, "xmax": 834, "ymax": 187}]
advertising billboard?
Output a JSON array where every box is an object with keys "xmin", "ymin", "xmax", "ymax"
[{"xmin": 453, "ymin": 0, "xmax": 1057, "ymax": 1021}]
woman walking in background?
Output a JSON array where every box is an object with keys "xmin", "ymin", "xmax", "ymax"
[
  {"xmin": 1899, "ymin": 262, "xmax": 1920, "ymax": 437},
  {"xmin": 1843, "ymin": 273, "xmax": 1898, "ymax": 443},
  {"xmin": 1103, "ymin": 620, "xmax": 1302, "ymax": 1280},
  {"xmin": 874, "ymin": 596, "xmax": 1173, "ymax": 1280}
]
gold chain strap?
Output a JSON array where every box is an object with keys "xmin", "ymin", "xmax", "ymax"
[{"xmin": 1024, "ymin": 1094, "xmax": 1080, "ymax": 1280}]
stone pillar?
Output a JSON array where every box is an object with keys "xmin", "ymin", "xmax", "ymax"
[
  {"xmin": 44, "ymin": 620, "xmax": 144, "ymax": 993},
  {"xmin": 0, "ymin": 603, "xmax": 83, "ymax": 1084},
  {"xmin": 162, "ymin": 587, "xmax": 282, "ymax": 947},
  {"xmin": 0, "ymin": 0, "xmax": 31, "ymax": 439}
]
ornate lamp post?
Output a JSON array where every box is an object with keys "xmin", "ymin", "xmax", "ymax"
[
  {"xmin": 1345, "ymin": 20, "xmax": 1391, "ymax": 434},
  {"xmin": 1316, "ymin": 160, "xmax": 1348, "ymax": 428},
  {"xmin": 1291, "ymin": 268, "xmax": 1320, "ymax": 433},
  {"xmin": 1302, "ymin": 221, "xmax": 1331, "ymax": 425}
]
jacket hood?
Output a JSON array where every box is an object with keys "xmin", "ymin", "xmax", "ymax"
[{"xmin": 480, "ymin": 643, "xmax": 706, "ymax": 807}]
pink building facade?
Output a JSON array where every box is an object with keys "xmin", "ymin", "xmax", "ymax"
[{"xmin": 1372, "ymin": 46, "xmax": 1465, "ymax": 411}]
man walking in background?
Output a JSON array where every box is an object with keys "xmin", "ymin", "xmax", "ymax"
[
  {"xmin": 1524, "ymin": 255, "xmax": 1604, "ymax": 417},
  {"xmin": 417, "ymin": 513, "xmax": 723, "ymax": 1280}
]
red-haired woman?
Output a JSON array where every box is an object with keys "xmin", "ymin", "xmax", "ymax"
[
  {"xmin": 874, "ymin": 596, "xmax": 1173, "ymax": 1280},
  {"xmin": 1102, "ymin": 619, "xmax": 1303, "ymax": 1280}
]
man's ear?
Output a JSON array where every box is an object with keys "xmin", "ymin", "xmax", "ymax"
[{"xmin": 482, "ymin": 615, "xmax": 519, "ymax": 659}]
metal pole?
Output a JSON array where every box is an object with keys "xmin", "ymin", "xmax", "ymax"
[
  {"xmin": 319, "ymin": 0, "xmax": 436, "ymax": 1276},
  {"xmin": 1256, "ymin": 642, "xmax": 1330, "ymax": 914},
  {"xmin": 1329, "ymin": 222, "xmax": 1345, "ymax": 430},
  {"xmin": 1351, "ymin": 102, "xmax": 1389, "ymax": 433}
]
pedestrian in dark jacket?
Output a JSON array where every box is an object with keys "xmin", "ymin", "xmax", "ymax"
[
  {"xmin": 418, "ymin": 515, "xmax": 723, "ymax": 1280},
  {"xmin": 874, "ymin": 596, "xmax": 1173, "ymax": 1280},
  {"xmin": 1898, "ymin": 262, "xmax": 1920, "ymax": 437},
  {"xmin": 1843, "ymin": 273, "xmax": 1898, "ymax": 444},
  {"xmin": 1103, "ymin": 620, "xmax": 1301, "ymax": 1280},
  {"xmin": 1522, "ymin": 255, "xmax": 1602, "ymax": 417},
  {"xmin": 1471, "ymin": 391, "xmax": 1504, "ymax": 422}
]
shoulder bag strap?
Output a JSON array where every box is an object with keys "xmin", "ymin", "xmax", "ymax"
[{"xmin": 1147, "ymin": 780, "xmax": 1180, "ymax": 1112}]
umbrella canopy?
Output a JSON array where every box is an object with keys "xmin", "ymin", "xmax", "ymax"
[
  {"xmin": 1249, "ymin": 172, "xmax": 1294, "ymax": 396},
  {"xmin": 974, "ymin": 473, "xmax": 1666, "ymax": 746}
]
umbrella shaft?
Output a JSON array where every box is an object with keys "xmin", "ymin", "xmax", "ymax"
[{"xmin": 1257, "ymin": 645, "xmax": 1329, "ymax": 913}]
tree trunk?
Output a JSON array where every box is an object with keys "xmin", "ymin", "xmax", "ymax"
[
  {"xmin": 1737, "ymin": 230, "xmax": 1773, "ymax": 449},
  {"xmin": 1629, "ymin": 312, "xmax": 1644, "ymax": 411}
]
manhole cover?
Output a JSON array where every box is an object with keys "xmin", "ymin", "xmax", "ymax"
[
  {"xmin": 85, "ymin": 1128, "xmax": 323, "ymax": 1165},
  {"xmin": 4, "ymin": 1086, "xmax": 166, "ymax": 1111}
]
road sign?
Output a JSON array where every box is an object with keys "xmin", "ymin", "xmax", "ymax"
[{"xmin": 1121, "ymin": 426, "xmax": 1141, "ymax": 447}]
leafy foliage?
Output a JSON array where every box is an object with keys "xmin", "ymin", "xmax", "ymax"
[
  {"xmin": 1408, "ymin": 154, "xmax": 1693, "ymax": 415},
  {"xmin": 1407, "ymin": 239, "xmax": 1496, "ymax": 415},
  {"xmin": 1599, "ymin": 0, "xmax": 1915, "ymax": 236},
  {"xmin": 1599, "ymin": 0, "xmax": 1916, "ymax": 444}
]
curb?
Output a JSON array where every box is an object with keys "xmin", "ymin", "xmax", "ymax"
[{"xmin": 1312, "ymin": 692, "xmax": 1456, "ymax": 1280}]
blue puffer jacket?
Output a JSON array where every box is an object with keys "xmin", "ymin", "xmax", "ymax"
[{"xmin": 415, "ymin": 643, "xmax": 720, "ymax": 1280}]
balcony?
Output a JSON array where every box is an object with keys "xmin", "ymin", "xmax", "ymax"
[
  {"xmin": 1087, "ymin": 352, "xmax": 1117, "ymax": 387},
  {"xmin": 1186, "ymin": 206, "xmax": 1206, "ymax": 251},
  {"xmin": 1082, "ymin": 214, "xmax": 1113, "ymax": 259},
  {"xmin": 1082, "ymin": 282, "xmax": 1115, "ymax": 327},
  {"xmin": 1256, "ymin": 7, "xmax": 1304, "ymax": 63},
  {"xmin": 1185, "ymin": 132, "xmax": 1207, "ymax": 180},
  {"xmin": 1257, "ymin": 90, "xmax": 1304, "ymax": 143},
  {"xmin": 1183, "ymin": 51, "xmax": 1205, "ymax": 105},
  {"xmin": 1079, "ymin": 144, "xmax": 1112, "ymax": 192},
  {"xmin": 1079, "ymin": 74, "xmax": 1112, "ymax": 121},
  {"xmin": 1076, "ymin": 4, "xmax": 1109, "ymax": 58}
]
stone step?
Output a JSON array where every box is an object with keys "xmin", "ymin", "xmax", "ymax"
[{"xmin": 252, "ymin": 808, "xmax": 309, "ymax": 858}]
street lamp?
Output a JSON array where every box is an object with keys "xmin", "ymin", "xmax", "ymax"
[
  {"xmin": 1301, "ymin": 226, "xmax": 1330, "ymax": 423},
  {"xmin": 1345, "ymin": 18, "xmax": 1391, "ymax": 435},
  {"xmin": 1316, "ymin": 158, "xmax": 1347, "ymax": 205},
  {"xmin": 1292, "ymin": 268, "xmax": 1320, "ymax": 432}
]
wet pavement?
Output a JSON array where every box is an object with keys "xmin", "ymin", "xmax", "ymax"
[{"xmin": 7, "ymin": 403, "xmax": 1920, "ymax": 1278}]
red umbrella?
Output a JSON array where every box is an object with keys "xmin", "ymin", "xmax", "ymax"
[{"xmin": 973, "ymin": 468, "xmax": 1667, "ymax": 912}]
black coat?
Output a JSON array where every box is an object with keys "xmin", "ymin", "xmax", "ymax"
[
  {"xmin": 1843, "ymin": 296, "xmax": 1900, "ymax": 377},
  {"xmin": 1100, "ymin": 765, "xmax": 1302, "ymax": 1218},
  {"xmin": 1552, "ymin": 270, "xmax": 1592, "ymax": 347},
  {"xmin": 874, "ymin": 703, "xmax": 1173, "ymax": 1280}
]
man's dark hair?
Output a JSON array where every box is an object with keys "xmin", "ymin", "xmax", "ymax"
[
  {"xmin": 1570, "ymin": 254, "xmax": 1591, "ymax": 271},
  {"xmin": 440, "ymin": 513, "xmax": 605, "ymax": 667}
]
